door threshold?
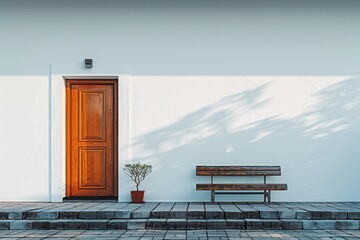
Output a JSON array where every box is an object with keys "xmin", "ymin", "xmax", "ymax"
[{"xmin": 63, "ymin": 196, "xmax": 118, "ymax": 202}]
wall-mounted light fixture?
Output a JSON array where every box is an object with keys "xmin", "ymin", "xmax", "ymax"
[{"xmin": 85, "ymin": 59, "xmax": 93, "ymax": 68}]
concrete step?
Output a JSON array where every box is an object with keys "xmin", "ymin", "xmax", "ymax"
[
  {"xmin": 0, "ymin": 219, "xmax": 359, "ymax": 230},
  {"xmin": 1, "ymin": 209, "xmax": 358, "ymax": 220},
  {"xmin": 2, "ymin": 202, "xmax": 360, "ymax": 221}
]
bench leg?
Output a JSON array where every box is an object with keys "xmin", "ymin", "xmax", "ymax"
[
  {"xmin": 264, "ymin": 190, "xmax": 266, "ymax": 202},
  {"xmin": 263, "ymin": 190, "xmax": 271, "ymax": 203},
  {"xmin": 211, "ymin": 190, "xmax": 215, "ymax": 203},
  {"xmin": 267, "ymin": 191, "xmax": 271, "ymax": 203}
]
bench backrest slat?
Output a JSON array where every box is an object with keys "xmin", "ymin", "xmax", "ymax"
[{"xmin": 196, "ymin": 166, "xmax": 281, "ymax": 176}]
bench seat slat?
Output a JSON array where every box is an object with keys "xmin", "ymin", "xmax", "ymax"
[
  {"xmin": 196, "ymin": 183, "xmax": 287, "ymax": 191},
  {"xmin": 196, "ymin": 170, "xmax": 280, "ymax": 176},
  {"xmin": 197, "ymin": 166, "xmax": 280, "ymax": 171},
  {"xmin": 196, "ymin": 166, "xmax": 281, "ymax": 176}
]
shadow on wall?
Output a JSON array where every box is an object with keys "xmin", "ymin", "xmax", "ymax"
[{"xmin": 130, "ymin": 77, "xmax": 360, "ymax": 201}]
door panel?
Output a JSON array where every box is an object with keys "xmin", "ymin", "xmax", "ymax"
[
  {"xmin": 79, "ymin": 147, "xmax": 106, "ymax": 189},
  {"xmin": 66, "ymin": 80, "xmax": 117, "ymax": 197},
  {"xmin": 79, "ymin": 91, "xmax": 106, "ymax": 141}
]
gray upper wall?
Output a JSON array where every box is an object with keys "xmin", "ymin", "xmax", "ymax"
[{"xmin": 0, "ymin": 0, "xmax": 359, "ymax": 75}]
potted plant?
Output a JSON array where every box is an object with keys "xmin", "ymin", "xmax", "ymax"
[{"xmin": 123, "ymin": 162, "xmax": 152, "ymax": 203}]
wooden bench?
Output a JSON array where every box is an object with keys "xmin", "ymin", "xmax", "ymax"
[{"xmin": 196, "ymin": 166, "xmax": 287, "ymax": 203}]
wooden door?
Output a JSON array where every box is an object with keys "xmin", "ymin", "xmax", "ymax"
[{"xmin": 66, "ymin": 80, "xmax": 118, "ymax": 197}]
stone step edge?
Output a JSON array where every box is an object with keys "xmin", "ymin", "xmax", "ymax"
[
  {"xmin": 1, "ymin": 211, "xmax": 359, "ymax": 220},
  {"xmin": 0, "ymin": 219, "xmax": 359, "ymax": 230}
]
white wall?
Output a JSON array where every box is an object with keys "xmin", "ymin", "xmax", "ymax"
[
  {"xmin": 125, "ymin": 76, "xmax": 360, "ymax": 202},
  {"xmin": 0, "ymin": 0, "xmax": 360, "ymax": 201},
  {"xmin": 0, "ymin": 76, "xmax": 49, "ymax": 201},
  {"xmin": 1, "ymin": 0, "xmax": 360, "ymax": 76}
]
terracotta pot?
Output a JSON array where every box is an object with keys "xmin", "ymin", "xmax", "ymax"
[{"xmin": 130, "ymin": 190, "xmax": 145, "ymax": 203}]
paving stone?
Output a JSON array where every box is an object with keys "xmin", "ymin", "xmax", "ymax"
[
  {"xmin": 39, "ymin": 211, "xmax": 59, "ymax": 220},
  {"xmin": 336, "ymin": 220, "xmax": 360, "ymax": 230},
  {"xmin": 348, "ymin": 211, "xmax": 360, "ymax": 219},
  {"xmin": 302, "ymin": 220, "xmax": 337, "ymax": 230},
  {"xmin": 219, "ymin": 203, "xmax": 243, "ymax": 219},
  {"xmin": 8, "ymin": 212, "xmax": 22, "ymax": 220},
  {"xmin": 169, "ymin": 210, "xmax": 186, "ymax": 219},
  {"xmin": 262, "ymin": 219, "xmax": 282, "ymax": 230},
  {"xmin": 79, "ymin": 211, "xmax": 97, "ymax": 219},
  {"xmin": 226, "ymin": 219, "xmax": 245, "ymax": 229},
  {"xmin": 97, "ymin": 211, "xmax": 114, "ymax": 219},
  {"xmin": 100, "ymin": 204, "xmax": 131, "ymax": 218},
  {"xmin": 169, "ymin": 211, "xmax": 187, "ymax": 219},
  {"xmin": 169, "ymin": 203, "xmax": 188, "ymax": 219},
  {"xmin": 205, "ymin": 210, "xmax": 224, "ymax": 219},
  {"xmin": 330, "ymin": 211, "xmax": 347, "ymax": 219},
  {"xmin": 23, "ymin": 211, "xmax": 40, "ymax": 220},
  {"xmin": 151, "ymin": 211, "xmax": 170, "ymax": 219},
  {"xmin": 269, "ymin": 204, "xmax": 296, "ymax": 219},
  {"xmin": 166, "ymin": 219, "xmax": 187, "ymax": 230},
  {"xmin": 205, "ymin": 203, "xmax": 224, "ymax": 219},
  {"xmin": 278, "ymin": 211, "xmax": 296, "ymax": 219},
  {"xmin": 224, "ymin": 211, "xmax": 244, "ymax": 219},
  {"xmin": 0, "ymin": 212, "xmax": 8, "ymax": 220},
  {"xmin": 131, "ymin": 203, "xmax": 159, "ymax": 219},
  {"xmin": 0, "ymin": 220, "xmax": 11, "ymax": 230},
  {"xmin": 245, "ymin": 219, "xmax": 263, "ymax": 230},
  {"xmin": 131, "ymin": 211, "xmax": 151, "ymax": 219},
  {"xmin": 127, "ymin": 219, "xmax": 146, "ymax": 230},
  {"xmin": 114, "ymin": 210, "xmax": 133, "ymax": 219},
  {"xmin": 59, "ymin": 211, "xmax": 79, "ymax": 219},
  {"xmin": 296, "ymin": 211, "xmax": 312, "ymax": 220},
  {"xmin": 260, "ymin": 211, "xmax": 278, "ymax": 219},
  {"xmin": 32, "ymin": 220, "xmax": 52, "ymax": 230},
  {"xmin": 235, "ymin": 205, "xmax": 259, "ymax": 219},
  {"xmin": 151, "ymin": 202, "xmax": 174, "ymax": 219},
  {"xmin": 10, "ymin": 220, "xmax": 33, "ymax": 230},
  {"xmin": 206, "ymin": 219, "xmax": 226, "ymax": 230},
  {"xmin": 187, "ymin": 219, "xmax": 207, "ymax": 230},
  {"xmin": 311, "ymin": 211, "xmax": 347, "ymax": 220},
  {"xmin": 49, "ymin": 220, "xmax": 67, "ymax": 229},
  {"xmin": 282, "ymin": 219, "xmax": 303, "ymax": 230},
  {"xmin": 86, "ymin": 220, "xmax": 108, "ymax": 230},
  {"xmin": 187, "ymin": 203, "xmax": 205, "ymax": 219},
  {"xmin": 64, "ymin": 220, "xmax": 88, "ymax": 230},
  {"xmin": 146, "ymin": 219, "xmax": 167, "ymax": 229},
  {"xmin": 310, "ymin": 211, "xmax": 330, "ymax": 220},
  {"xmin": 187, "ymin": 210, "xmax": 205, "ymax": 219},
  {"xmin": 224, "ymin": 212, "xmax": 243, "ymax": 219},
  {"xmin": 250, "ymin": 204, "xmax": 278, "ymax": 219},
  {"xmin": 107, "ymin": 220, "xmax": 128, "ymax": 230}
]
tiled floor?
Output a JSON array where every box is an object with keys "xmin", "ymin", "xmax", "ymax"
[{"xmin": 1, "ymin": 229, "xmax": 360, "ymax": 239}]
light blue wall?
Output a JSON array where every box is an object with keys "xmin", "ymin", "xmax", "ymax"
[{"xmin": 0, "ymin": 0, "xmax": 359, "ymax": 75}]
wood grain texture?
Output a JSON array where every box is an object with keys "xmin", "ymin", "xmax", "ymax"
[
  {"xmin": 196, "ymin": 184, "xmax": 288, "ymax": 191},
  {"xmin": 66, "ymin": 80, "xmax": 118, "ymax": 197},
  {"xmin": 196, "ymin": 166, "xmax": 281, "ymax": 176}
]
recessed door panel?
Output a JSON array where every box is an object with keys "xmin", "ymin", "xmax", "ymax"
[
  {"xmin": 79, "ymin": 147, "xmax": 106, "ymax": 189},
  {"xmin": 79, "ymin": 91, "xmax": 106, "ymax": 141}
]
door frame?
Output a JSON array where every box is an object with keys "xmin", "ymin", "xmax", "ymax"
[{"xmin": 65, "ymin": 79, "xmax": 118, "ymax": 197}]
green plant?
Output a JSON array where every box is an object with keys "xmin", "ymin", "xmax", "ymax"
[{"xmin": 123, "ymin": 162, "xmax": 152, "ymax": 191}]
